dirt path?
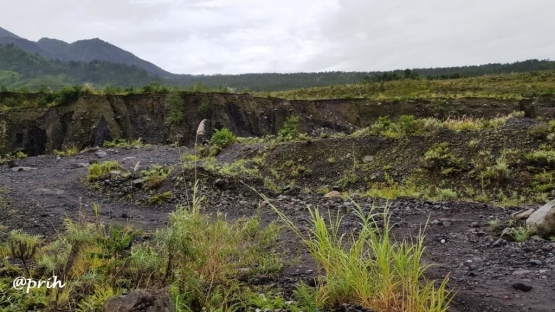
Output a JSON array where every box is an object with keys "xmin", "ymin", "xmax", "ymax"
[
  {"xmin": 0, "ymin": 146, "xmax": 184, "ymax": 238},
  {"xmin": 1, "ymin": 146, "xmax": 554, "ymax": 312}
]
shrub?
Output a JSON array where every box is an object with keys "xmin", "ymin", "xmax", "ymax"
[
  {"xmin": 397, "ymin": 115, "xmax": 424, "ymax": 135},
  {"xmin": 141, "ymin": 165, "xmax": 172, "ymax": 189},
  {"xmin": 15, "ymin": 151, "xmax": 27, "ymax": 159},
  {"xmin": 423, "ymin": 142, "xmax": 465, "ymax": 175},
  {"xmin": 210, "ymin": 128, "xmax": 237, "ymax": 150},
  {"xmin": 526, "ymin": 149, "xmax": 555, "ymax": 168},
  {"xmin": 54, "ymin": 86, "xmax": 83, "ymax": 107},
  {"xmin": 278, "ymin": 116, "xmax": 299, "ymax": 141}
]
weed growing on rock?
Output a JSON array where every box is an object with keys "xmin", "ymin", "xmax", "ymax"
[{"xmin": 15, "ymin": 151, "xmax": 27, "ymax": 159}]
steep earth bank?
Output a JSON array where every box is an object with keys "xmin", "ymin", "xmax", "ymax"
[{"xmin": 1, "ymin": 92, "xmax": 554, "ymax": 156}]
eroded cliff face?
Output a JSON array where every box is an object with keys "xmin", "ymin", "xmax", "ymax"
[{"xmin": 0, "ymin": 92, "xmax": 551, "ymax": 156}]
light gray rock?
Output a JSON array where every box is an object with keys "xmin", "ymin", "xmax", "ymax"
[
  {"xmin": 69, "ymin": 163, "xmax": 89, "ymax": 169},
  {"xmin": 362, "ymin": 155, "xmax": 374, "ymax": 163},
  {"xmin": 34, "ymin": 188, "xmax": 66, "ymax": 196},
  {"xmin": 512, "ymin": 208, "xmax": 535, "ymax": 220},
  {"xmin": 11, "ymin": 166, "xmax": 37, "ymax": 172},
  {"xmin": 95, "ymin": 151, "xmax": 108, "ymax": 158},
  {"xmin": 527, "ymin": 199, "xmax": 555, "ymax": 236},
  {"xmin": 323, "ymin": 191, "xmax": 341, "ymax": 198},
  {"xmin": 511, "ymin": 269, "xmax": 531, "ymax": 276},
  {"xmin": 132, "ymin": 178, "xmax": 144, "ymax": 188}
]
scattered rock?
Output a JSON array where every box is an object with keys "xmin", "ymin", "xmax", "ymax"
[
  {"xmin": 512, "ymin": 283, "xmax": 533, "ymax": 292},
  {"xmin": 11, "ymin": 167, "xmax": 37, "ymax": 172},
  {"xmin": 332, "ymin": 185, "xmax": 342, "ymax": 192},
  {"xmin": 511, "ymin": 269, "xmax": 531, "ymax": 276},
  {"xmin": 282, "ymin": 185, "xmax": 300, "ymax": 195},
  {"xmin": 132, "ymin": 179, "xmax": 144, "ymax": 188},
  {"xmin": 214, "ymin": 178, "xmax": 227, "ymax": 190},
  {"xmin": 323, "ymin": 191, "xmax": 341, "ymax": 198},
  {"xmin": 34, "ymin": 188, "xmax": 66, "ymax": 196},
  {"xmin": 492, "ymin": 239, "xmax": 506, "ymax": 247},
  {"xmin": 103, "ymin": 289, "xmax": 175, "ymax": 312},
  {"xmin": 362, "ymin": 155, "xmax": 374, "ymax": 163},
  {"xmin": 69, "ymin": 163, "xmax": 89, "ymax": 169},
  {"xmin": 526, "ymin": 199, "xmax": 555, "ymax": 236},
  {"xmin": 95, "ymin": 151, "xmax": 108, "ymax": 158},
  {"xmin": 7, "ymin": 160, "xmax": 16, "ymax": 168},
  {"xmin": 529, "ymin": 259, "xmax": 543, "ymax": 266}
]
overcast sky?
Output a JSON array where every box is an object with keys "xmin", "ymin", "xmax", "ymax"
[{"xmin": 2, "ymin": 0, "xmax": 554, "ymax": 74}]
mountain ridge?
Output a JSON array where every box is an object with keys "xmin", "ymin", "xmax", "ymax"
[{"xmin": 0, "ymin": 27, "xmax": 172, "ymax": 77}]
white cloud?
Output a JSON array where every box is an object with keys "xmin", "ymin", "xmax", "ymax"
[{"xmin": 1, "ymin": 0, "xmax": 554, "ymax": 74}]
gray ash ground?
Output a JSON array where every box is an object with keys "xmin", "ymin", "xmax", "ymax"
[{"xmin": 1, "ymin": 145, "xmax": 554, "ymax": 312}]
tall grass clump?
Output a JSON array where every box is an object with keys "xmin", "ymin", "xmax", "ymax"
[
  {"xmin": 267, "ymin": 201, "xmax": 451, "ymax": 312},
  {"xmin": 87, "ymin": 160, "xmax": 120, "ymax": 181},
  {"xmin": 161, "ymin": 182, "xmax": 283, "ymax": 311}
]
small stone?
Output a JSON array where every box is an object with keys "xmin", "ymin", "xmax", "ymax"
[
  {"xmin": 512, "ymin": 283, "xmax": 533, "ymax": 292},
  {"xmin": 362, "ymin": 155, "xmax": 374, "ymax": 163},
  {"xmin": 323, "ymin": 191, "xmax": 341, "ymax": 198},
  {"xmin": 511, "ymin": 269, "xmax": 531, "ymax": 276},
  {"xmin": 440, "ymin": 239, "xmax": 446, "ymax": 244},
  {"xmin": 132, "ymin": 179, "xmax": 144, "ymax": 188},
  {"xmin": 69, "ymin": 163, "xmax": 89, "ymax": 169},
  {"xmin": 11, "ymin": 166, "xmax": 37, "ymax": 172},
  {"xmin": 529, "ymin": 259, "xmax": 543, "ymax": 265},
  {"xmin": 95, "ymin": 151, "xmax": 107, "ymax": 158},
  {"xmin": 7, "ymin": 160, "xmax": 16, "ymax": 168}
]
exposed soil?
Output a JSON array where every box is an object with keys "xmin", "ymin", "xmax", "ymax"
[{"xmin": 1, "ymin": 145, "xmax": 554, "ymax": 312}]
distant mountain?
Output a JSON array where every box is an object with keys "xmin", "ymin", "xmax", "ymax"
[
  {"xmin": 0, "ymin": 27, "xmax": 171, "ymax": 77},
  {"xmin": 0, "ymin": 26, "xmax": 21, "ymax": 39},
  {"xmin": 0, "ymin": 44, "xmax": 164, "ymax": 90}
]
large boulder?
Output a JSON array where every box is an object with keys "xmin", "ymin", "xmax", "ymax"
[
  {"xmin": 526, "ymin": 199, "xmax": 555, "ymax": 236},
  {"xmin": 103, "ymin": 289, "xmax": 175, "ymax": 312}
]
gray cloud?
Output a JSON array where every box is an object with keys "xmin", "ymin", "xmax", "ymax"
[{"xmin": 1, "ymin": 0, "xmax": 554, "ymax": 74}]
